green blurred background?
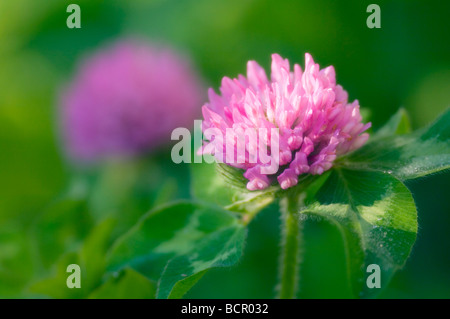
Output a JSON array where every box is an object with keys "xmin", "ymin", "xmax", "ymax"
[{"xmin": 0, "ymin": 0, "xmax": 449, "ymax": 298}]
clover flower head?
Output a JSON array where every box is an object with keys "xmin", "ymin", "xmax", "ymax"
[
  {"xmin": 61, "ymin": 38, "xmax": 204, "ymax": 163},
  {"xmin": 199, "ymin": 53, "xmax": 371, "ymax": 190}
]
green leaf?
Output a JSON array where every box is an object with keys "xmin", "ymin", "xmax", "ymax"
[
  {"xmin": 302, "ymin": 168, "xmax": 417, "ymax": 298},
  {"xmin": 30, "ymin": 252, "xmax": 84, "ymax": 299},
  {"xmin": 161, "ymin": 270, "xmax": 207, "ymax": 299},
  {"xmin": 107, "ymin": 201, "xmax": 245, "ymax": 289},
  {"xmin": 374, "ymin": 108, "xmax": 411, "ymax": 138},
  {"xmin": 359, "ymin": 107, "xmax": 372, "ymax": 124},
  {"xmin": 191, "ymin": 159, "xmax": 242, "ymax": 208},
  {"xmin": 191, "ymin": 157, "xmax": 275, "ymax": 214},
  {"xmin": 340, "ymin": 108, "xmax": 450, "ymax": 180},
  {"xmin": 0, "ymin": 223, "xmax": 34, "ymax": 297},
  {"xmin": 89, "ymin": 268, "xmax": 156, "ymax": 299},
  {"xmin": 32, "ymin": 195, "xmax": 93, "ymax": 270},
  {"xmin": 80, "ymin": 218, "xmax": 117, "ymax": 292},
  {"xmin": 30, "ymin": 218, "xmax": 116, "ymax": 298},
  {"xmin": 157, "ymin": 225, "xmax": 246, "ymax": 299}
]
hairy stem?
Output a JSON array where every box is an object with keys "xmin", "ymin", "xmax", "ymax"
[{"xmin": 276, "ymin": 195, "xmax": 304, "ymax": 299}]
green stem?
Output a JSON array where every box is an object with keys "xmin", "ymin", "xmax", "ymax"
[{"xmin": 276, "ymin": 195, "xmax": 303, "ymax": 299}]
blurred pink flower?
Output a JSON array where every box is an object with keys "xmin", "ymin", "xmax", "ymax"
[
  {"xmin": 61, "ymin": 39, "xmax": 204, "ymax": 163},
  {"xmin": 199, "ymin": 53, "xmax": 371, "ymax": 190}
]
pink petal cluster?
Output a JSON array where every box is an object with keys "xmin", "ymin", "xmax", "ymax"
[
  {"xmin": 61, "ymin": 39, "xmax": 204, "ymax": 163},
  {"xmin": 200, "ymin": 53, "xmax": 371, "ymax": 190}
]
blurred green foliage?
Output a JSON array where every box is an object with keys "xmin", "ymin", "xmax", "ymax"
[{"xmin": 0, "ymin": 0, "xmax": 448, "ymax": 298}]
